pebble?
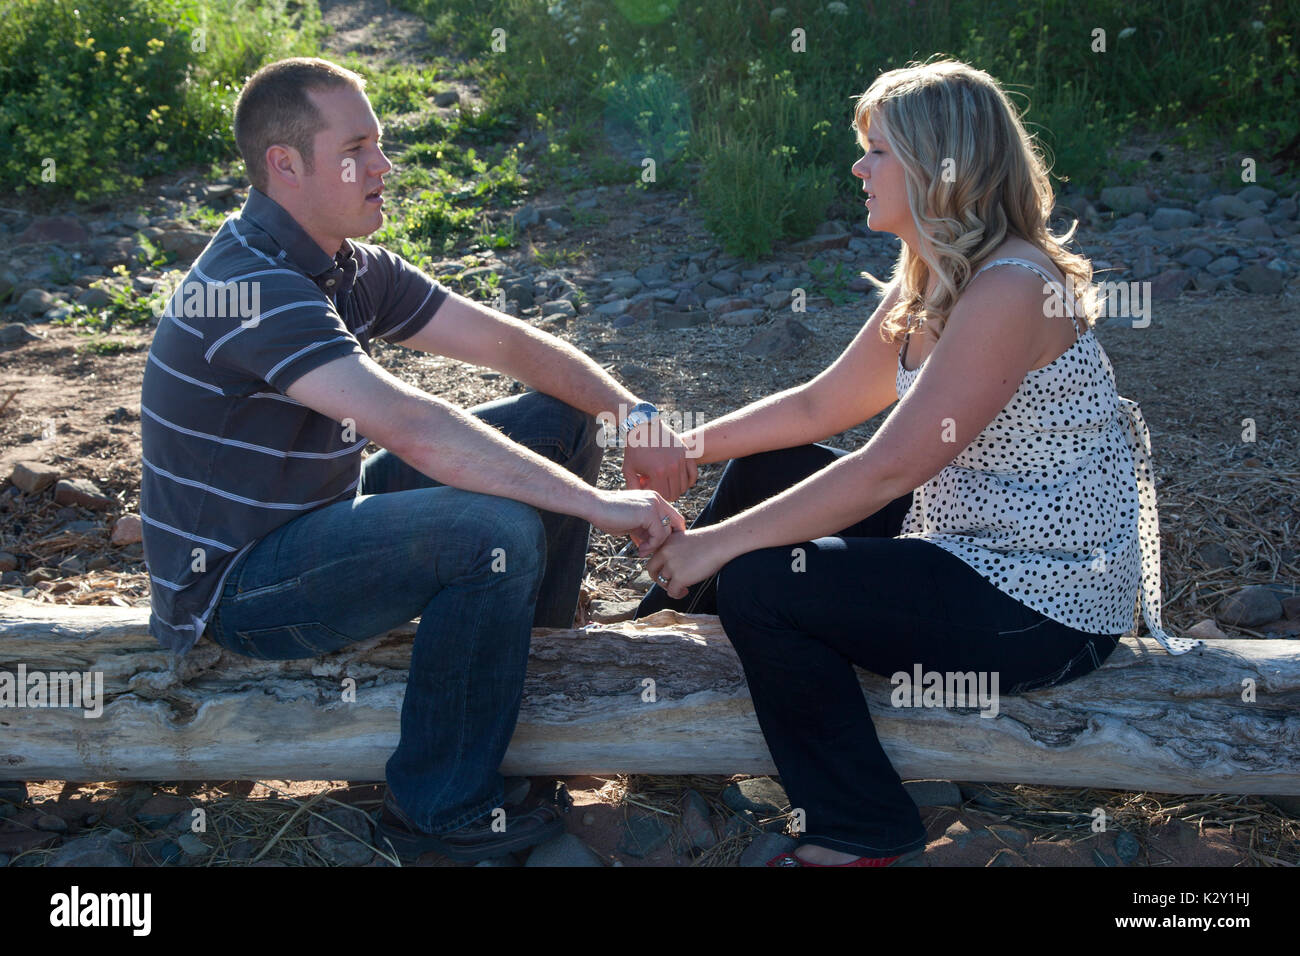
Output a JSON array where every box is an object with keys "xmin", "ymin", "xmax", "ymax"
[
  {"xmin": 35, "ymin": 814, "xmax": 69, "ymax": 833},
  {"xmin": 1204, "ymin": 194, "xmax": 1257, "ymax": 220},
  {"xmin": 739, "ymin": 832, "xmax": 797, "ymax": 866},
  {"xmin": 306, "ymin": 805, "xmax": 375, "ymax": 866},
  {"xmin": 53, "ymin": 477, "xmax": 115, "ymax": 511},
  {"xmin": 721, "ymin": 777, "xmax": 789, "ymax": 815},
  {"xmin": 588, "ymin": 599, "xmax": 639, "ymax": 623},
  {"xmin": 178, "ymin": 833, "xmax": 211, "ymax": 858},
  {"xmin": 1186, "ymin": 619, "xmax": 1229, "ymax": 640},
  {"xmin": 1233, "ymin": 263, "xmax": 1285, "ymax": 294},
  {"xmin": 904, "ymin": 779, "xmax": 963, "ymax": 808},
  {"xmin": 617, "ymin": 814, "xmax": 671, "ymax": 858},
  {"xmin": 680, "ymin": 789, "xmax": 718, "ymax": 851},
  {"xmin": 1101, "ymin": 186, "xmax": 1153, "ymax": 215},
  {"xmin": 1114, "ymin": 829, "xmax": 1141, "ymax": 864},
  {"xmin": 111, "ymin": 513, "xmax": 144, "ymax": 546},
  {"xmin": 742, "ymin": 316, "xmax": 813, "ymax": 359},
  {"xmin": 0, "ymin": 552, "xmax": 16, "ymax": 573},
  {"xmin": 1, "ymin": 323, "xmax": 40, "ymax": 347},
  {"xmin": 48, "ymin": 834, "xmax": 131, "ymax": 867},
  {"xmin": 1195, "ymin": 541, "xmax": 1235, "ymax": 569},
  {"xmin": 525, "ymin": 833, "xmax": 604, "ymax": 867},
  {"xmin": 1216, "ymin": 585, "xmax": 1284, "ymax": 628}
]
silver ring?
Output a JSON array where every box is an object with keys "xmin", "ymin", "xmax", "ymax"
[
  {"xmin": 660, "ymin": 515, "xmax": 670, "ymax": 527},
  {"xmin": 657, "ymin": 574, "xmax": 669, "ymax": 585}
]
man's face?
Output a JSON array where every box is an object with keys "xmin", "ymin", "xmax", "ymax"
[{"xmin": 299, "ymin": 85, "xmax": 392, "ymax": 248}]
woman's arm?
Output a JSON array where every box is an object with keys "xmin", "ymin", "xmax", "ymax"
[
  {"xmin": 679, "ymin": 282, "xmax": 904, "ymax": 465},
  {"xmin": 648, "ymin": 269, "xmax": 1051, "ymax": 595}
]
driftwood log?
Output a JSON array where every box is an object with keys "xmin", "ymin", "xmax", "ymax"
[{"xmin": 1, "ymin": 593, "xmax": 1297, "ymax": 793}]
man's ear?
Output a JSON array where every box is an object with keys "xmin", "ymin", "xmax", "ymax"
[{"xmin": 265, "ymin": 144, "xmax": 303, "ymax": 189}]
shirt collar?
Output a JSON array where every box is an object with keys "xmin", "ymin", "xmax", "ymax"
[{"xmin": 239, "ymin": 187, "xmax": 354, "ymax": 281}]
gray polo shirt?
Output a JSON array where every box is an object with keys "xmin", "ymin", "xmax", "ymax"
[{"xmin": 140, "ymin": 187, "xmax": 449, "ymax": 655}]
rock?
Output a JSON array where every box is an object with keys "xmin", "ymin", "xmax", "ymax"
[
  {"xmin": 307, "ymin": 805, "xmax": 375, "ymax": 866},
  {"xmin": 655, "ymin": 310, "xmax": 708, "ymax": 330},
  {"xmin": 536, "ymin": 205, "xmax": 572, "ymax": 226},
  {"xmin": 54, "ymin": 477, "xmax": 114, "ymax": 511},
  {"xmin": 141, "ymin": 838, "xmax": 183, "ymax": 863},
  {"xmin": 434, "ymin": 89, "xmax": 460, "ymax": 107},
  {"xmin": 1205, "ymin": 194, "xmax": 1257, "ymax": 220},
  {"xmin": 617, "ymin": 814, "xmax": 671, "ymax": 858},
  {"xmin": 1205, "ymin": 255, "xmax": 1240, "ymax": 276},
  {"xmin": 588, "ymin": 599, "xmax": 638, "ymax": 623},
  {"xmin": 718, "ymin": 308, "xmax": 765, "ymax": 326},
  {"xmin": 740, "ymin": 832, "xmax": 797, "ymax": 866},
  {"xmin": 1272, "ymin": 197, "xmax": 1298, "ymax": 220},
  {"xmin": 1186, "ymin": 619, "xmax": 1229, "ymax": 640},
  {"xmin": 709, "ymin": 270, "xmax": 741, "ymax": 293},
  {"xmin": 134, "ymin": 794, "xmax": 192, "ymax": 829},
  {"xmin": 75, "ymin": 286, "xmax": 112, "ymax": 308},
  {"xmin": 161, "ymin": 230, "xmax": 212, "ymax": 262},
  {"xmin": 1282, "ymin": 596, "xmax": 1300, "ymax": 621},
  {"xmin": 1176, "ymin": 247, "xmax": 1214, "ymax": 269},
  {"xmin": 1100, "ymin": 186, "xmax": 1153, "ymax": 215},
  {"xmin": 525, "ymin": 833, "xmax": 603, "ymax": 867},
  {"xmin": 0, "ymin": 782, "xmax": 28, "ymax": 806},
  {"xmin": 16, "ymin": 288, "xmax": 56, "ymax": 315},
  {"xmin": 47, "ymin": 834, "xmax": 131, "ymax": 867},
  {"xmin": 35, "ymin": 813, "xmax": 68, "ymax": 833},
  {"xmin": 594, "ymin": 298, "xmax": 629, "ymax": 318},
  {"xmin": 904, "ymin": 779, "xmax": 962, "ymax": 808},
  {"xmin": 503, "ymin": 281, "xmax": 534, "ymax": 308},
  {"xmin": 58, "ymin": 554, "xmax": 85, "ymax": 574},
  {"xmin": 762, "ymin": 289, "xmax": 792, "ymax": 308},
  {"xmin": 89, "ymin": 236, "xmax": 137, "ymax": 268},
  {"xmin": 1233, "ymin": 264, "xmax": 1285, "ymax": 294},
  {"xmin": 1216, "ymin": 585, "xmax": 1283, "ymax": 628},
  {"xmin": 609, "ymin": 276, "xmax": 644, "ymax": 296},
  {"xmin": 0, "ymin": 553, "xmax": 16, "ymax": 573},
  {"xmin": 722, "ymin": 777, "xmax": 789, "ymax": 816},
  {"xmin": 1195, "ymin": 541, "xmax": 1235, "ymax": 569},
  {"xmin": 1, "ymin": 324, "xmax": 40, "ymax": 347},
  {"xmin": 704, "ymin": 295, "xmax": 754, "ymax": 312},
  {"xmin": 1236, "ymin": 216, "xmax": 1274, "ymax": 240},
  {"xmin": 512, "ymin": 204, "xmax": 541, "ymax": 229},
  {"xmin": 107, "ymin": 515, "xmax": 143, "ymax": 549},
  {"xmin": 1236, "ymin": 185, "xmax": 1277, "ymax": 206},
  {"xmin": 17, "ymin": 215, "xmax": 88, "ymax": 245},
  {"xmin": 1150, "ymin": 208, "xmax": 1199, "ymax": 230},
  {"xmin": 177, "ymin": 833, "xmax": 211, "ymax": 858},
  {"xmin": 680, "ymin": 789, "xmax": 717, "ymax": 851},
  {"xmin": 227, "ymin": 838, "xmax": 259, "ymax": 861},
  {"xmin": 791, "ymin": 232, "xmax": 852, "ymax": 253},
  {"xmin": 541, "ymin": 299, "xmax": 577, "ymax": 319},
  {"xmin": 635, "ymin": 262, "xmax": 671, "ymax": 283},
  {"xmin": 741, "ymin": 316, "xmax": 813, "ymax": 359}
]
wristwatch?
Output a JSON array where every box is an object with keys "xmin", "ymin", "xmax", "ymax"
[{"xmin": 619, "ymin": 401, "xmax": 659, "ymax": 437}]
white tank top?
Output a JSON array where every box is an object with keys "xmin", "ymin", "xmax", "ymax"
[{"xmin": 895, "ymin": 257, "xmax": 1201, "ymax": 654}]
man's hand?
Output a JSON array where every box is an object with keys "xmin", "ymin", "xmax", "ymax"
[
  {"xmin": 623, "ymin": 418, "xmax": 698, "ymax": 502},
  {"xmin": 588, "ymin": 488, "xmax": 686, "ymax": 554}
]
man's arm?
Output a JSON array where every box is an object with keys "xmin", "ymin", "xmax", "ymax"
[
  {"xmin": 396, "ymin": 290, "xmax": 698, "ymax": 500},
  {"xmin": 283, "ymin": 352, "xmax": 684, "ymax": 549}
]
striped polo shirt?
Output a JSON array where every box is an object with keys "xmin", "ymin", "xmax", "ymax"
[{"xmin": 140, "ymin": 187, "xmax": 449, "ymax": 655}]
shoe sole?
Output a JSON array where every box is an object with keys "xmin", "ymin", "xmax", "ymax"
[{"xmin": 378, "ymin": 813, "xmax": 564, "ymax": 863}]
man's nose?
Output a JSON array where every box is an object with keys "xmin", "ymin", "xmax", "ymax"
[{"xmin": 375, "ymin": 149, "xmax": 393, "ymax": 175}]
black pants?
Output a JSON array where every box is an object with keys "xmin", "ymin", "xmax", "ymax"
[{"xmin": 639, "ymin": 444, "xmax": 1121, "ymax": 857}]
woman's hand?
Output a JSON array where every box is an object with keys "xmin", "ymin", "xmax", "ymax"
[
  {"xmin": 587, "ymin": 488, "xmax": 686, "ymax": 553},
  {"xmin": 645, "ymin": 527, "xmax": 732, "ymax": 599}
]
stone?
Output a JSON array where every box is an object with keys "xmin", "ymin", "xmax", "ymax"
[
  {"xmin": 739, "ymin": 832, "xmax": 797, "ymax": 867},
  {"xmin": 541, "ymin": 299, "xmax": 577, "ymax": 319},
  {"xmin": 588, "ymin": 599, "xmax": 638, "ymax": 623},
  {"xmin": 89, "ymin": 236, "xmax": 137, "ymax": 268},
  {"xmin": 525, "ymin": 833, "xmax": 603, "ymax": 867},
  {"xmin": 1186, "ymin": 619, "xmax": 1229, "ymax": 640},
  {"xmin": 503, "ymin": 282, "xmax": 534, "ymax": 308},
  {"xmin": 109, "ymin": 513, "xmax": 143, "ymax": 546},
  {"xmin": 635, "ymin": 262, "xmax": 671, "ymax": 283},
  {"xmin": 1176, "ymin": 247, "xmax": 1214, "ymax": 269},
  {"xmin": 904, "ymin": 779, "xmax": 962, "ymax": 808},
  {"xmin": 1216, "ymin": 585, "xmax": 1283, "ymax": 628},
  {"xmin": 54, "ymin": 478, "xmax": 114, "ymax": 511},
  {"xmin": 134, "ymin": 794, "xmax": 192, "ymax": 829},
  {"xmin": 141, "ymin": 838, "xmax": 183, "ymax": 863},
  {"xmin": 16, "ymin": 288, "xmax": 56, "ymax": 315},
  {"xmin": 654, "ymin": 310, "xmax": 708, "ymax": 330},
  {"xmin": 0, "ymin": 324, "xmax": 39, "ymax": 347},
  {"xmin": 47, "ymin": 837, "xmax": 129, "ymax": 868},
  {"xmin": 307, "ymin": 804, "xmax": 375, "ymax": 866},
  {"xmin": 709, "ymin": 270, "xmax": 741, "ymax": 293},
  {"xmin": 1282, "ymin": 596, "xmax": 1300, "ymax": 621},
  {"xmin": 791, "ymin": 232, "xmax": 852, "ymax": 253},
  {"xmin": 1150, "ymin": 208, "xmax": 1199, "ymax": 230},
  {"xmin": 609, "ymin": 276, "xmax": 644, "ymax": 296},
  {"xmin": 0, "ymin": 782, "xmax": 27, "ymax": 807},
  {"xmin": 1233, "ymin": 264, "xmax": 1285, "ymax": 294},
  {"xmin": 1146, "ymin": 268, "xmax": 1193, "ymax": 301},
  {"xmin": 1236, "ymin": 216, "xmax": 1275, "ymax": 240},
  {"xmin": 1205, "ymin": 194, "xmax": 1257, "ymax": 220},
  {"xmin": 1100, "ymin": 186, "xmax": 1153, "ymax": 215},
  {"xmin": 1195, "ymin": 541, "xmax": 1234, "ymax": 569},
  {"xmin": 1113, "ymin": 829, "xmax": 1140, "ymax": 863},
  {"xmin": 17, "ymin": 215, "xmax": 88, "ymax": 245},
  {"xmin": 763, "ymin": 289, "xmax": 792, "ymax": 308},
  {"xmin": 594, "ymin": 298, "xmax": 629, "ymax": 317},
  {"xmin": 721, "ymin": 777, "xmax": 789, "ymax": 816},
  {"xmin": 161, "ymin": 230, "xmax": 212, "ymax": 261},
  {"xmin": 704, "ymin": 295, "xmax": 753, "ymax": 312},
  {"xmin": 718, "ymin": 308, "xmax": 765, "ymax": 326},
  {"xmin": 680, "ymin": 789, "xmax": 717, "ymax": 851},
  {"xmin": 617, "ymin": 814, "xmax": 671, "ymax": 858},
  {"xmin": 1236, "ymin": 185, "xmax": 1277, "ymax": 206},
  {"xmin": 35, "ymin": 813, "xmax": 68, "ymax": 833},
  {"xmin": 434, "ymin": 89, "xmax": 460, "ymax": 107},
  {"xmin": 178, "ymin": 833, "xmax": 211, "ymax": 858},
  {"xmin": 512, "ymin": 204, "xmax": 540, "ymax": 229},
  {"xmin": 741, "ymin": 316, "xmax": 813, "ymax": 359},
  {"xmin": 0, "ymin": 553, "xmax": 16, "ymax": 573},
  {"xmin": 75, "ymin": 286, "xmax": 112, "ymax": 308},
  {"xmin": 1205, "ymin": 255, "xmax": 1240, "ymax": 276}
]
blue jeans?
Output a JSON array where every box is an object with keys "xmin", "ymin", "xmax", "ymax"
[
  {"xmin": 205, "ymin": 391, "xmax": 601, "ymax": 833},
  {"xmin": 645, "ymin": 445, "xmax": 1121, "ymax": 857}
]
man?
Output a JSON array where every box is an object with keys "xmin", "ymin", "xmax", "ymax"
[{"xmin": 139, "ymin": 57, "xmax": 697, "ymax": 861}]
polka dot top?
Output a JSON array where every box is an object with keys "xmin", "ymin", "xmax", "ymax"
[{"xmin": 894, "ymin": 257, "xmax": 1202, "ymax": 654}]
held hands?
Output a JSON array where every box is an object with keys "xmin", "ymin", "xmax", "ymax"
[
  {"xmin": 645, "ymin": 527, "xmax": 729, "ymax": 600},
  {"xmin": 588, "ymin": 488, "xmax": 686, "ymax": 554},
  {"xmin": 622, "ymin": 419, "xmax": 699, "ymax": 503}
]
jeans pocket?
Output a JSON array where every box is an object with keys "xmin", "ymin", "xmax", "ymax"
[
  {"xmin": 232, "ymin": 575, "xmax": 301, "ymax": 602},
  {"xmin": 1007, "ymin": 638, "xmax": 1106, "ymax": 695},
  {"xmin": 233, "ymin": 621, "xmax": 354, "ymax": 659}
]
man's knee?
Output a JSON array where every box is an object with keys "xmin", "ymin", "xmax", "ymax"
[{"xmin": 443, "ymin": 493, "xmax": 547, "ymax": 581}]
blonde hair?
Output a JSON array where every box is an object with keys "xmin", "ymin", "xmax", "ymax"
[{"xmin": 853, "ymin": 57, "xmax": 1097, "ymax": 343}]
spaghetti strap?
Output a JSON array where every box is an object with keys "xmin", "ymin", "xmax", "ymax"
[{"xmin": 975, "ymin": 257, "xmax": 1085, "ymax": 341}]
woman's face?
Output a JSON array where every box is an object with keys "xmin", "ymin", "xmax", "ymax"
[{"xmin": 851, "ymin": 126, "xmax": 910, "ymax": 238}]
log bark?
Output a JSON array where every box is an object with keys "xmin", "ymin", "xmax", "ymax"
[{"xmin": 1, "ymin": 594, "xmax": 1297, "ymax": 793}]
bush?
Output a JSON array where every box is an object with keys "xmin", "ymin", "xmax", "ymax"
[{"xmin": 0, "ymin": 0, "xmax": 323, "ymax": 201}]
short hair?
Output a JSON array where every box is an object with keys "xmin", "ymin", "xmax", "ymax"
[{"xmin": 233, "ymin": 57, "xmax": 367, "ymax": 193}]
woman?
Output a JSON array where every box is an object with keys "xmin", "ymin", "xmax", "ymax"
[{"xmin": 638, "ymin": 59, "xmax": 1201, "ymax": 867}]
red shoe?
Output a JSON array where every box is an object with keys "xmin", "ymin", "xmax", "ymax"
[{"xmin": 766, "ymin": 849, "xmax": 913, "ymax": 867}]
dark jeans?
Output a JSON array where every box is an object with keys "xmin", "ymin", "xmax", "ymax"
[
  {"xmin": 641, "ymin": 444, "xmax": 1121, "ymax": 858},
  {"xmin": 206, "ymin": 391, "xmax": 601, "ymax": 834}
]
